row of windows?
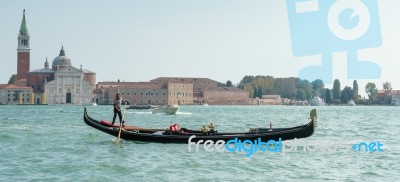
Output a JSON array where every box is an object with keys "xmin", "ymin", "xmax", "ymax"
[
  {"xmin": 121, "ymin": 91, "xmax": 167, "ymax": 96},
  {"xmin": 119, "ymin": 92, "xmax": 192, "ymax": 97},
  {"xmin": 169, "ymin": 92, "xmax": 192, "ymax": 96},
  {"xmin": 6, "ymin": 98, "xmax": 29, "ymax": 102},
  {"xmin": 54, "ymin": 88, "xmax": 89, "ymax": 94},
  {"xmin": 172, "ymin": 84, "xmax": 191, "ymax": 88},
  {"xmin": 133, "ymin": 100, "xmax": 166, "ymax": 103},
  {"xmin": 122, "ymin": 99, "xmax": 190, "ymax": 104},
  {"xmin": 129, "ymin": 100, "xmax": 192, "ymax": 104},
  {"xmin": 208, "ymin": 92, "xmax": 244, "ymax": 96},
  {"xmin": 6, "ymin": 93, "xmax": 30, "ymax": 97},
  {"xmin": 169, "ymin": 100, "xmax": 191, "ymax": 103}
]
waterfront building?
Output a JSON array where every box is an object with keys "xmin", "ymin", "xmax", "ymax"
[
  {"xmin": 150, "ymin": 77, "xmax": 217, "ymax": 104},
  {"xmin": 203, "ymin": 87, "xmax": 249, "ymax": 105},
  {"xmin": 95, "ymin": 80, "xmax": 194, "ymax": 105},
  {"xmin": 167, "ymin": 79, "xmax": 194, "ymax": 105},
  {"xmin": 0, "ymin": 84, "xmax": 33, "ymax": 105},
  {"xmin": 95, "ymin": 82, "xmax": 168, "ymax": 105},
  {"xmin": 96, "ymin": 77, "xmax": 249, "ymax": 105},
  {"xmin": 151, "ymin": 77, "xmax": 249, "ymax": 105},
  {"xmin": 256, "ymin": 95, "xmax": 283, "ymax": 105},
  {"xmin": 43, "ymin": 53, "xmax": 95, "ymax": 104}
]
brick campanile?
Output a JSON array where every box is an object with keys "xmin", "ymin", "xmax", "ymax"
[{"xmin": 17, "ymin": 9, "xmax": 30, "ymax": 80}]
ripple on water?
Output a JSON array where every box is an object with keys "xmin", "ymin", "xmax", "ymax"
[{"xmin": 0, "ymin": 105, "xmax": 399, "ymax": 181}]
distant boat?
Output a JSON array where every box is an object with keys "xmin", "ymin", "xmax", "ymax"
[
  {"xmin": 391, "ymin": 98, "xmax": 399, "ymax": 106},
  {"xmin": 152, "ymin": 105, "xmax": 179, "ymax": 114},
  {"xmin": 347, "ymin": 99, "xmax": 356, "ymax": 106},
  {"xmin": 310, "ymin": 96, "xmax": 325, "ymax": 106},
  {"xmin": 202, "ymin": 103, "xmax": 208, "ymax": 106},
  {"xmin": 82, "ymin": 99, "xmax": 97, "ymax": 106},
  {"xmin": 127, "ymin": 104, "xmax": 156, "ymax": 110}
]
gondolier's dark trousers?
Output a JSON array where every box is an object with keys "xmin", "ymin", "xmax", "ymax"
[{"xmin": 112, "ymin": 108, "xmax": 123, "ymax": 125}]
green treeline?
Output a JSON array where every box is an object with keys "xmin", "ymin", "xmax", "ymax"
[
  {"xmin": 237, "ymin": 76, "xmax": 362, "ymax": 105},
  {"xmin": 238, "ymin": 75, "xmax": 324, "ymax": 100},
  {"xmin": 237, "ymin": 75, "xmax": 394, "ymax": 105}
]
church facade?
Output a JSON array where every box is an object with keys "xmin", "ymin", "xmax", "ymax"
[{"xmin": 44, "ymin": 65, "xmax": 95, "ymax": 104}]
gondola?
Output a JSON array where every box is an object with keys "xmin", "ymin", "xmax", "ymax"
[{"xmin": 83, "ymin": 107, "xmax": 317, "ymax": 143}]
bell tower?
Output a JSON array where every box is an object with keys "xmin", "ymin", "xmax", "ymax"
[{"xmin": 17, "ymin": 9, "xmax": 30, "ymax": 80}]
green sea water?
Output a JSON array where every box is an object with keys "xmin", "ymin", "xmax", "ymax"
[{"xmin": 0, "ymin": 105, "xmax": 399, "ymax": 181}]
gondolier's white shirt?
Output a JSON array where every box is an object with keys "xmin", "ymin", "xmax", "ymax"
[{"xmin": 114, "ymin": 99, "xmax": 123, "ymax": 108}]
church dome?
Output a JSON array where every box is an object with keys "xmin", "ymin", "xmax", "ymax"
[{"xmin": 52, "ymin": 46, "xmax": 71, "ymax": 70}]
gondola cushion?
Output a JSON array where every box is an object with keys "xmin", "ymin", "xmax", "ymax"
[{"xmin": 100, "ymin": 120, "xmax": 118, "ymax": 127}]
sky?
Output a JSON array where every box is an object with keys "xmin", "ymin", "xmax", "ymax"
[{"xmin": 1, "ymin": 0, "xmax": 399, "ymax": 96}]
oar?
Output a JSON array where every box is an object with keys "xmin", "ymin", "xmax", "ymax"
[{"xmin": 115, "ymin": 104, "xmax": 126, "ymax": 143}]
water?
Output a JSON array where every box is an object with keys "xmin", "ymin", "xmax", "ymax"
[{"xmin": 0, "ymin": 105, "xmax": 399, "ymax": 181}]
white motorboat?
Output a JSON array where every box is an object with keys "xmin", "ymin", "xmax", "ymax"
[
  {"xmin": 82, "ymin": 99, "xmax": 97, "ymax": 106},
  {"xmin": 310, "ymin": 96, "xmax": 325, "ymax": 106},
  {"xmin": 152, "ymin": 105, "xmax": 179, "ymax": 114},
  {"xmin": 347, "ymin": 99, "xmax": 356, "ymax": 106},
  {"xmin": 391, "ymin": 98, "xmax": 399, "ymax": 106}
]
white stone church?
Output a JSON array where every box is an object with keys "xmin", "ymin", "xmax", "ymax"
[{"xmin": 43, "ymin": 47, "xmax": 96, "ymax": 105}]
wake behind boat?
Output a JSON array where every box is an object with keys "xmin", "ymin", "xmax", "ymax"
[{"xmin": 83, "ymin": 108, "xmax": 317, "ymax": 143}]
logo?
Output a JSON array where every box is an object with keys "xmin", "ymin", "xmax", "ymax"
[
  {"xmin": 286, "ymin": 0, "xmax": 382, "ymax": 83},
  {"xmin": 188, "ymin": 136, "xmax": 385, "ymax": 157}
]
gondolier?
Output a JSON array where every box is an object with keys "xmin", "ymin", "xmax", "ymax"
[{"xmin": 112, "ymin": 93, "xmax": 125, "ymax": 126}]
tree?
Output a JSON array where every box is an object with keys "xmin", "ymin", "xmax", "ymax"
[
  {"xmin": 240, "ymin": 75, "xmax": 255, "ymax": 85},
  {"xmin": 383, "ymin": 81, "xmax": 392, "ymax": 93},
  {"xmin": 237, "ymin": 83, "xmax": 244, "ymax": 89},
  {"xmin": 341, "ymin": 86, "xmax": 353, "ymax": 103},
  {"xmin": 257, "ymin": 87, "xmax": 263, "ymax": 98},
  {"xmin": 296, "ymin": 89, "xmax": 305, "ymax": 101},
  {"xmin": 8, "ymin": 74, "xmax": 17, "ymax": 84},
  {"xmin": 254, "ymin": 75, "xmax": 275, "ymax": 95},
  {"xmin": 297, "ymin": 79, "xmax": 313, "ymax": 100},
  {"xmin": 365, "ymin": 82, "xmax": 378, "ymax": 103},
  {"xmin": 117, "ymin": 79, "xmax": 120, "ymax": 82},
  {"xmin": 226, "ymin": 80, "xmax": 232, "ymax": 87},
  {"xmin": 325, "ymin": 89, "xmax": 332, "ymax": 104},
  {"xmin": 352, "ymin": 80, "xmax": 359, "ymax": 103},
  {"xmin": 253, "ymin": 87, "xmax": 258, "ymax": 99},
  {"xmin": 382, "ymin": 81, "xmax": 392, "ymax": 105},
  {"xmin": 311, "ymin": 79, "xmax": 325, "ymax": 97},
  {"xmin": 274, "ymin": 78, "xmax": 296, "ymax": 98},
  {"xmin": 332, "ymin": 79, "xmax": 341, "ymax": 100}
]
